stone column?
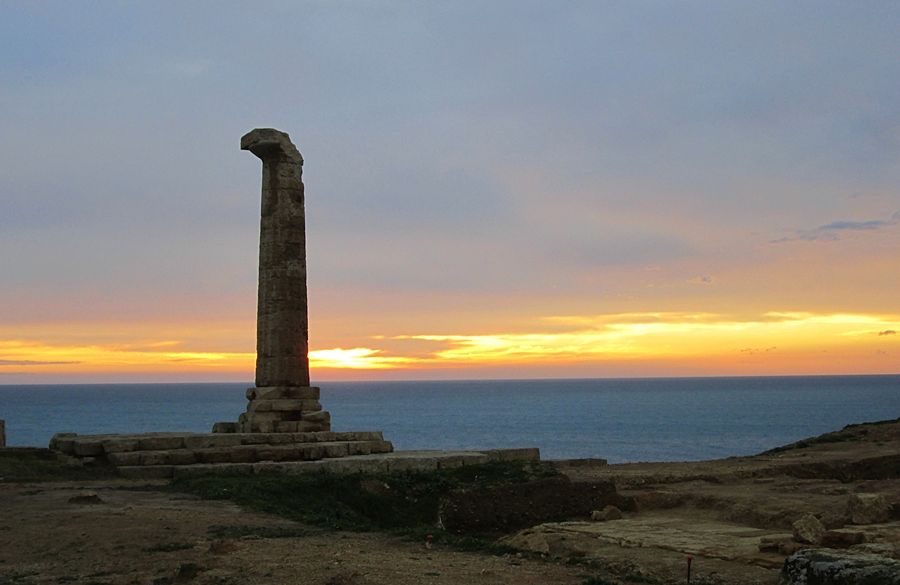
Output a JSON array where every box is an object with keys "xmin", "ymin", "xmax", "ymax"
[
  {"xmin": 213, "ymin": 129, "xmax": 330, "ymax": 434},
  {"xmin": 241, "ymin": 128, "xmax": 311, "ymax": 388}
]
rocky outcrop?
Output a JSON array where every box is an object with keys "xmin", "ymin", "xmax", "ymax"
[
  {"xmin": 793, "ymin": 514, "xmax": 826, "ymax": 544},
  {"xmin": 781, "ymin": 549, "xmax": 900, "ymax": 584}
]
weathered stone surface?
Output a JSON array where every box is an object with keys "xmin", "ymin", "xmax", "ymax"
[
  {"xmin": 101, "ymin": 438, "xmax": 141, "ymax": 453},
  {"xmin": 118, "ymin": 465, "xmax": 175, "ymax": 479},
  {"xmin": 183, "ymin": 434, "xmax": 243, "ymax": 450},
  {"xmin": 792, "ymin": 513, "xmax": 826, "ymax": 544},
  {"xmin": 106, "ymin": 451, "xmax": 141, "ymax": 466},
  {"xmin": 138, "ymin": 436, "xmax": 185, "ymax": 451},
  {"xmin": 73, "ymin": 441, "xmax": 104, "ymax": 457},
  {"xmin": 590, "ymin": 505, "xmax": 623, "ymax": 521},
  {"xmin": 247, "ymin": 399, "xmax": 322, "ymax": 413},
  {"xmin": 211, "ymin": 422, "xmax": 239, "ymax": 433},
  {"xmin": 242, "ymin": 128, "xmax": 310, "ymax": 389},
  {"xmin": 485, "ymin": 448, "xmax": 541, "ymax": 463},
  {"xmin": 780, "ymin": 548, "xmax": 900, "ymax": 584},
  {"xmin": 848, "ymin": 493, "xmax": 891, "ymax": 525},
  {"xmin": 246, "ymin": 386, "xmax": 320, "ymax": 401},
  {"xmin": 820, "ymin": 530, "xmax": 866, "ymax": 549}
]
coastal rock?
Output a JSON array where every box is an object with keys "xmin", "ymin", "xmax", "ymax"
[
  {"xmin": 848, "ymin": 493, "xmax": 891, "ymax": 525},
  {"xmin": 780, "ymin": 548, "xmax": 900, "ymax": 585},
  {"xmin": 591, "ymin": 505, "xmax": 623, "ymax": 521},
  {"xmin": 792, "ymin": 513, "xmax": 826, "ymax": 544}
]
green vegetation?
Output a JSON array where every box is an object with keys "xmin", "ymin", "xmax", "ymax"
[
  {"xmin": 0, "ymin": 448, "xmax": 117, "ymax": 483},
  {"xmin": 172, "ymin": 461, "xmax": 558, "ymax": 534}
]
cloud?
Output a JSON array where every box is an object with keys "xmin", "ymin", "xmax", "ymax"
[
  {"xmin": 879, "ymin": 330, "xmax": 897, "ymax": 336},
  {"xmin": 772, "ymin": 210, "xmax": 900, "ymax": 243},
  {"xmin": 0, "ymin": 359, "xmax": 79, "ymax": 366}
]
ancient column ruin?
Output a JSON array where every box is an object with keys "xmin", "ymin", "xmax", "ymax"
[{"xmin": 214, "ymin": 128, "xmax": 330, "ymax": 433}]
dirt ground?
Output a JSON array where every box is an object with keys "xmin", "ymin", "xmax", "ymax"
[{"xmin": 1, "ymin": 419, "xmax": 898, "ymax": 585}]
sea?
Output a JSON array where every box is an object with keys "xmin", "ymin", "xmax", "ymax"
[{"xmin": 0, "ymin": 376, "xmax": 897, "ymax": 463}]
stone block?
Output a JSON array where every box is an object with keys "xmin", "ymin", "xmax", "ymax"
[
  {"xmin": 49, "ymin": 433, "xmax": 77, "ymax": 453},
  {"xmin": 387, "ymin": 457, "xmax": 439, "ymax": 473},
  {"xmin": 211, "ymin": 422, "xmax": 239, "ymax": 433},
  {"xmin": 297, "ymin": 444, "xmax": 325, "ymax": 460},
  {"xmin": 173, "ymin": 463, "xmax": 253, "ymax": 479},
  {"xmin": 793, "ymin": 513, "xmax": 826, "ymax": 544},
  {"xmin": 118, "ymin": 466, "xmax": 174, "ymax": 480},
  {"xmin": 140, "ymin": 451, "xmax": 171, "ymax": 466},
  {"xmin": 229, "ymin": 446, "xmax": 258, "ymax": 463},
  {"xmin": 301, "ymin": 410, "xmax": 330, "ymax": 423},
  {"xmin": 246, "ymin": 386, "xmax": 320, "ymax": 401},
  {"xmin": 195, "ymin": 449, "xmax": 235, "ymax": 464},
  {"xmin": 107, "ymin": 451, "xmax": 142, "ymax": 466},
  {"xmin": 247, "ymin": 399, "xmax": 322, "ymax": 412},
  {"xmin": 101, "ymin": 438, "xmax": 141, "ymax": 453},
  {"xmin": 321, "ymin": 442, "xmax": 350, "ymax": 458},
  {"xmin": 168, "ymin": 450, "xmax": 199, "ymax": 466},
  {"xmin": 73, "ymin": 441, "xmax": 104, "ymax": 457},
  {"xmin": 183, "ymin": 434, "xmax": 242, "ymax": 450},
  {"xmin": 274, "ymin": 421, "xmax": 301, "ymax": 433},
  {"xmin": 138, "ymin": 436, "xmax": 185, "ymax": 451},
  {"xmin": 369, "ymin": 440, "xmax": 394, "ymax": 454}
]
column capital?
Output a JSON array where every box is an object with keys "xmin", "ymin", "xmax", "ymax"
[{"xmin": 241, "ymin": 128, "xmax": 303, "ymax": 165}]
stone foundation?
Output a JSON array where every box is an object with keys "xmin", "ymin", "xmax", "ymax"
[
  {"xmin": 212, "ymin": 386, "xmax": 330, "ymax": 433},
  {"xmin": 51, "ymin": 430, "xmax": 392, "ymax": 478}
]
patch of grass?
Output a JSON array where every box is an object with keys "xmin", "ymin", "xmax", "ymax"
[
  {"xmin": 0, "ymin": 448, "xmax": 117, "ymax": 483},
  {"xmin": 173, "ymin": 461, "xmax": 559, "ymax": 533},
  {"xmin": 143, "ymin": 542, "xmax": 195, "ymax": 553}
]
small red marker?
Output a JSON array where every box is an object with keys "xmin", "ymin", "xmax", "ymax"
[{"xmin": 425, "ymin": 534, "xmax": 434, "ymax": 549}]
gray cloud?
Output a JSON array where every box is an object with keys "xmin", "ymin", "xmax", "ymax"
[
  {"xmin": 879, "ymin": 330, "xmax": 897, "ymax": 336},
  {"xmin": 772, "ymin": 210, "xmax": 900, "ymax": 243}
]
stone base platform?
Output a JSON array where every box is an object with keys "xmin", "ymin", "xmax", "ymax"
[
  {"xmin": 50, "ymin": 430, "xmax": 392, "ymax": 478},
  {"xmin": 168, "ymin": 448, "xmax": 542, "ymax": 480},
  {"xmin": 212, "ymin": 386, "xmax": 331, "ymax": 433}
]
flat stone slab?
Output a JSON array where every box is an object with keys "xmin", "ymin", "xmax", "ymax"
[{"xmin": 143, "ymin": 448, "xmax": 542, "ymax": 480}]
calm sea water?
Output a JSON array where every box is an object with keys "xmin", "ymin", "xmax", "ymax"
[{"xmin": 0, "ymin": 376, "xmax": 897, "ymax": 462}]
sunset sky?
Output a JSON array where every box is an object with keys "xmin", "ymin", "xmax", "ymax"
[{"xmin": 2, "ymin": 2, "xmax": 898, "ymax": 383}]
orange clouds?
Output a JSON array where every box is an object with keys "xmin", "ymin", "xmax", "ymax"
[{"xmin": 1, "ymin": 310, "xmax": 897, "ymax": 382}]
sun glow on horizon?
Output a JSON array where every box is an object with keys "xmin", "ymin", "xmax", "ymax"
[{"xmin": 1, "ymin": 310, "xmax": 897, "ymax": 382}]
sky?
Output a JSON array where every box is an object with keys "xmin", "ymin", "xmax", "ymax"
[{"xmin": 1, "ymin": 2, "xmax": 899, "ymax": 383}]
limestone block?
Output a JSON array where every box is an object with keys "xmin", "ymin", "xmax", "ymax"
[
  {"xmin": 387, "ymin": 457, "xmax": 439, "ymax": 473},
  {"xmin": 118, "ymin": 466, "xmax": 174, "ymax": 480},
  {"xmin": 106, "ymin": 452, "xmax": 142, "ymax": 466},
  {"xmin": 73, "ymin": 441, "xmax": 104, "ymax": 457},
  {"xmin": 211, "ymin": 422, "xmax": 239, "ymax": 433},
  {"xmin": 301, "ymin": 410, "xmax": 330, "ymax": 423},
  {"xmin": 101, "ymin": 438, "xmax": 141, "ymax": 453},
  {"xmin": 848, "ymin": 493, "xmax": 891, "ymax": 525},
  {"xmin": 195, "ymin": 449, "xmax": 235, "ymax": 464},
  {"xmin": 140, "ymin": 451, "xmax": 171, "ymax": 466},
  {"xmin": 168, "ymin": 450, "xmax": 198, "ymax": 466},
  {"xmin": 248, "ymin": 399, "xmax": 322, "ymax": 412},
  {"xmin": 173, "ymin": 464, "xmax": 253, "ymax": 479},
  {"xmin": 273, "ymin": 421, "xmax": 301, "ymax": 433},
  {"xmin": 49, "ymin": 432, "xmax": 76, "ymax": 451},
  {"xmin": 297, "ymin": 444, "xmax": 325, "ymax": 460},
  {"xmin": 321, "ymin": 442, "xmax": 350, "ymax": 458},
  {"xmin": 138, "ymin": 436, "xmax": 185, "ymax": 451},
  {"xmin": 229, "ymin": 446, "xmax": 258, "ymax": 463},
  {"xmin": 183, "ymin": 434, "xmax": 242, "ymax": 450},
  {"xmin": 781, "ymin": 549, "xmax": 900, "ymax": 585},
  {"xmin": 348, "ymin": 442, "xmax": 372, "ymax": 456},
  {"xmin": 793, "ymin": 513, "xmax": 826, "ymax": 544},
  {"xmin": 246, "ymin": 386, "xmax": 320, "ymax": 401},
  {"xmin": 369, "ymin": 440, "xmax": 394, "ymax": 454}
]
